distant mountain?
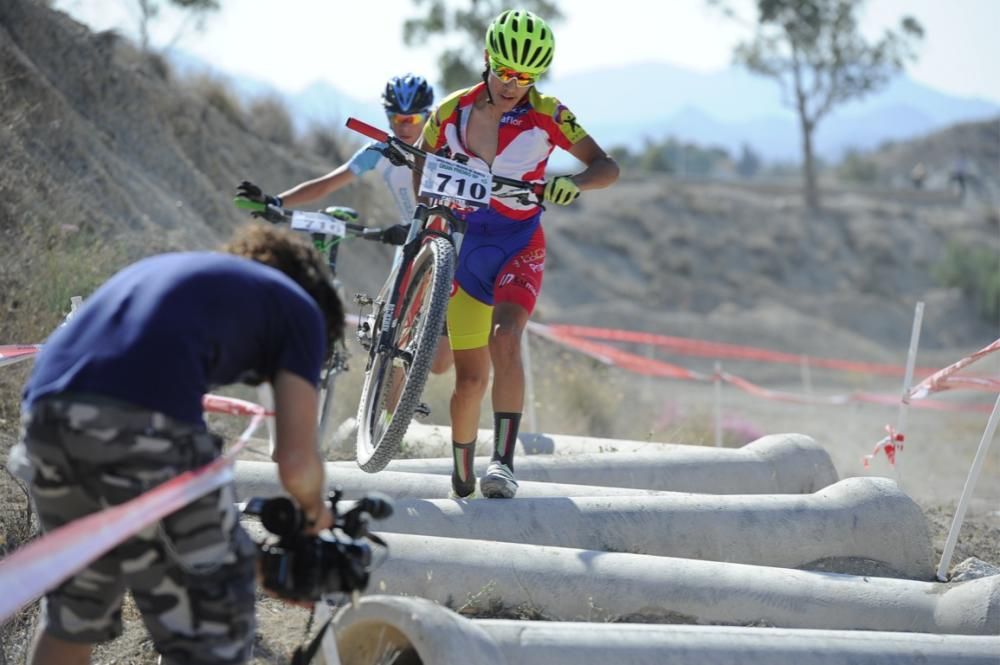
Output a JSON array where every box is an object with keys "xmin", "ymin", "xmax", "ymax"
[{"xmin": 169, "ymin": 51, "xmax": 999, "ymax": 163}]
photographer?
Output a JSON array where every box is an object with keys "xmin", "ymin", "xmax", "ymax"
[{"xmin": 19, "ymin": 225, "xmax": 342, "ymax": 665}]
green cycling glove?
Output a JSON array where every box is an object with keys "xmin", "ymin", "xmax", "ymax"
[{"xmin": 543, "ymin": 176, "xmax": 581, "ymax": 206}]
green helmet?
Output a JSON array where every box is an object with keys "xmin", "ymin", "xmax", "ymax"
[{"xmin": 485, "ymin": 9, "xmax": 555, "ymax": 75}]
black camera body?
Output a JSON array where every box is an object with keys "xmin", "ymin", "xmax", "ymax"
[{"xmin": 245, "ymin": 491, "xmax": 393, "ymax": 602}]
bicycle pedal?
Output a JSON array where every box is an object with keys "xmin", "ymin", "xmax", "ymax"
[{"xmin": 413, "ymin": 402, "xmax": 431, "ymax": 420}]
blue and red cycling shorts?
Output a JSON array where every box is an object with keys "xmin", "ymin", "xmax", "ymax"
[{"xmin": 447, "ymin": 207, "xmax": 544, "ymax": 350}]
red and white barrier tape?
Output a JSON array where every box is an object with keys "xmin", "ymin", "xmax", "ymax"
[
  {"xmin": 531, "ymin": 324, "xmax": 993, "ymax": 413},
  {"xmin": 0, "ymin": 345, "xmax": 42, "ymax": 368},
  {"xmin": 908, "ymin": 338, "xmax": 1000, "ymax": 399},
  {"xmin": 543, "ymin": 324, "xmax": 943, "ymax": 377},
  {"xmin": 0, "ymin": 395, "xmax": 266, "ymax": 624}
]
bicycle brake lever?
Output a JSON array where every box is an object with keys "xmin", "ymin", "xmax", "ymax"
[{"xmin": 378, "ymin": 144, "xmax": 409, "ymax": 168}]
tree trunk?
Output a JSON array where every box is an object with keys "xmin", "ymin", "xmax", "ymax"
[{"xmin": 799, "ymin": 116, "xmax": 820, "ymax": 211}]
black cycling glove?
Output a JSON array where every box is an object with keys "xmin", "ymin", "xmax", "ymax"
[
  {"xmin": 236, "ymin": 181, "xmax": 283, "ymax": 208},
  {"xmin": 380, "ymin": 224, "xmax": 410, "ymax": 246}
]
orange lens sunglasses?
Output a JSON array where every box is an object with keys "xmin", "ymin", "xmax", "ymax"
[
  {"xmin": 489, "ymin": 58, "xmax": 537, "ymax": 87},
  {"xmin": 388, "ymin": 112, "xmax": 429, "ymax": 125}
]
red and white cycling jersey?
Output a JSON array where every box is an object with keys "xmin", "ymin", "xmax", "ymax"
[{"xmin": 421, "ymin": 82, "xmax": 588, "ymax": 220}]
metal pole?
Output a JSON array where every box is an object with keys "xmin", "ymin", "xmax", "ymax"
[
  {"xmin": 800, "ymin": 354, "xmax": 813, "ymax": 396},
  {"xmin": 893, "ymin": 301, "xmax": 924, "ymax": 483},
  {"xmin": 936, "ymin": 392, "xmax": 1000, "ymax": 581}
]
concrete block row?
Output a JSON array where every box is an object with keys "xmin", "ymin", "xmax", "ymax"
[
  {"xmin": 350, "ymin": 432, "xmax": 838, "ymax": 494},
  {"xmin": 365, "ymin": 477, "xmax": 934, "ymax": 578},
  {"xmin": 371, "ymin": 533, "xmax": 1000, "ymax": 634},
  {"xmin": 325, "ymin": 596, "xmax": 1000, "ymax": 665}
]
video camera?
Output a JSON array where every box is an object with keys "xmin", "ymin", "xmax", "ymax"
[{"xmin": 243, "ymin": 490, "xmax": 393, "ymax": 602}]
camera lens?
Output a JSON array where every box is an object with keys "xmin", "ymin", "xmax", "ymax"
[{"xmin": 260, "ymin": 497, "xmax": 302, "ymax": 536}]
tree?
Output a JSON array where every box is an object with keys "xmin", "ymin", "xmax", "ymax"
[
  {"xmin": 404, "ymin": 0, "xmax": 563, "ymax": 91},
  {"xmin": 135, "ymin": 0, "xmax": 219, "ymax": 52},
  {"xmin": 712, "ymin": 0, "xmax": 922, "ymax": 210},
  {"xmin": 736, "ymin": 143, "xmax": 762, "ymax": 178}
]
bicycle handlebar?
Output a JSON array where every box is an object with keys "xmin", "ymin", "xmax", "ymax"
[
  {"xmin": 345, "ymin": 116, "xmax": 545, "ymax": 201},
  {"xmin": 234, "ymin": 198, "xmax": 391, "ymax": 242},
  {"xmin": 346, "ymin": 117, "xmax": 390, "ymax": 144}
]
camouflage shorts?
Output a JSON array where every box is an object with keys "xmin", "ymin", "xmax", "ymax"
[{"xmin": 21, "ymin": 396, "xmax": 257, "ymax": 665}]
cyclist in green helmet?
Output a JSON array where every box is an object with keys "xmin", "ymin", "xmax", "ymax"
[{"xmin": 418, "ymin": 8, "xmax": 619, "ymax": 499}]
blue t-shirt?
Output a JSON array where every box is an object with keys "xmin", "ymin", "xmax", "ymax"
[{"xmin": 23, "ymin": 252, "xmax": 326, "ymax": 425}]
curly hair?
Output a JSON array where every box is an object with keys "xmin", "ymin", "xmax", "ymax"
[{"xmin": 222, "ymin": 224, "xmax": 345, "ymax": 357}]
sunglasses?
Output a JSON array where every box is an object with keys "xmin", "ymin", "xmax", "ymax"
[
  {"xmin": 488, "ymin": 59, "xmax": 537, "ymax": 87},
  {"xmin": 387, "ymin": 112, "xmax": 429, "ymax": 125}
]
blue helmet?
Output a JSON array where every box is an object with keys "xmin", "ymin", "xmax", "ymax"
[{"xmin": 382, "ymin": 74, "xmax": 434, "ymax": 114}]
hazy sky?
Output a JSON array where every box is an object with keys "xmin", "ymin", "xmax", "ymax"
[{"xmin": 55, "ymin": 0, "xmax": 1000, "ymax": 104}]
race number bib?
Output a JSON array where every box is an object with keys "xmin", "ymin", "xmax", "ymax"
[
  {"xmin": 290, "ymin": 211, "xmax": 347, "ymax": 237},
  {"xmin": 419, "ymin": 153, "xmax": 493, "ymax": 207}
]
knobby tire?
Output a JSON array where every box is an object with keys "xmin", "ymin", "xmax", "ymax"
[{"xmin": 355, "ymin": 236, "xmax": 454, "ymax": 472}]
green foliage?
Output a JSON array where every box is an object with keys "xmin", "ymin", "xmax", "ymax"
[
  {"xmin": 736, "ymin": 143, "xmax": 762, "ymax": 178},
  {"xmin": 837, "ymin": 148, "xmax": 879, "ymax": 184},
  {"xmin": 404, "ymin": 0, "xmax": 564, "ymax": 90},
  {"xmin": 712, "ymin": 0, "xmax": 923, "ymax": 208},
  {"xmin": 32, "ymin": 233, "xmax": 127, "ymax": 323},
  {"xmin": 933, "ymin": 241, "xmax": 1000, "ymax": 324},
  {"xmin": 135, "ymin": 0, "xmax": 220, "ymax": 51},
  {"xmin": 615, "ymin": 138, "xmax": 731, "ymax": 177},
  {"xmin": 607, "ymin": 145, "xmax": 638, "ymax": 170}
]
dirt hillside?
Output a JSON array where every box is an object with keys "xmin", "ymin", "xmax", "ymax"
[
  {"xmin": 540, "ymin": 170, "xmax": 998, "ymax": 357},
  {"xmin": 0, "ymin": 0, "xmax": 396, "ymax": 347}
]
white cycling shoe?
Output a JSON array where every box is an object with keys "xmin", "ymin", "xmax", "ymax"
[{"xmin": 480, "ymin": 461, "xmax": 519, "ymax": 499}]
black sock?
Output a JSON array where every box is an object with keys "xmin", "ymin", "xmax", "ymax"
[
  {"xmin": 451, "ymin": 440, "xmax": 476, "ymax": 496},
  {"xmin": 492, "ymin": 412, "xmax": 521, "ymax": 471}
]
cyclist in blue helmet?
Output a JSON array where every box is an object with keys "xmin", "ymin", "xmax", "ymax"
[
  {"xmin": 261, "ymin": 74, "xmax": 434, "ymax": 224},
  {"xmin": 239, "ymin": 74, "xmax": 454, "ymax": 374}
]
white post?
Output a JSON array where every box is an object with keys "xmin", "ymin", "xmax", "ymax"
[
  {"xmin": 646, "ymin": 344, "xmax": 656, "ymax": 395},
  {"xmin": 936, "ymin": 392, "xmax": 1000, "ymax": 581},
  {"xmin": 714, "ymin": 362, "xmax": 723, "ymax": 447},
  {"xmin": 894, "ymin": 301, "xmax": 924, "ymax": 483},
  {"xmin": 315, "ymin": 601, "xmax": 344, "ymax": 665},
  {"xmin": 521, "ymin": 329, "xmax": 538, "ymax": 433},
  {"xmin": 257, "ymin": 383, "xmax": 277, "ymax": 456}
]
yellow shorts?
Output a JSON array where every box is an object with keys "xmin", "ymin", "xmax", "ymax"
[{"xmin": 447, "ymin": 285, "xmax": 492, "ymax": 350}]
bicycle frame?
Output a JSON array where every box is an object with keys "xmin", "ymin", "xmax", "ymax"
[{"xmin": 363, "ymin": 204, "xmax": 465, "ymax": 363}]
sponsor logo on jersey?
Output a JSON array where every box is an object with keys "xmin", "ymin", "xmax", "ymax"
[
  {"xmin": 553, "ymin": 104, "xmax": 584, "ymax": 140},
  {"xmin": 497, "ymin": 273, "xmax": 539, "ymax": 297},
  {"xmin": 506, "ymin": 105, "xmax": 530, "ymax": 118},
  {"xmin": 520, "ymin": 248, "xmax": 546, "ymax": 263}
]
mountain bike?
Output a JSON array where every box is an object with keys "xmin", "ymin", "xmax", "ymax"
[
  {"xmin": 342, "ymin": 117, "xmax": 544, "ymax": 472},
  {"xmin": 233, "ymin": 194, "xmax": 400, "ymax": 455}
]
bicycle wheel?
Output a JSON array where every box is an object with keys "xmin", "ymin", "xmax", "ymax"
[{"xmin": 356, "ymin": 236, "xmax": 454, "ymax": 472}]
